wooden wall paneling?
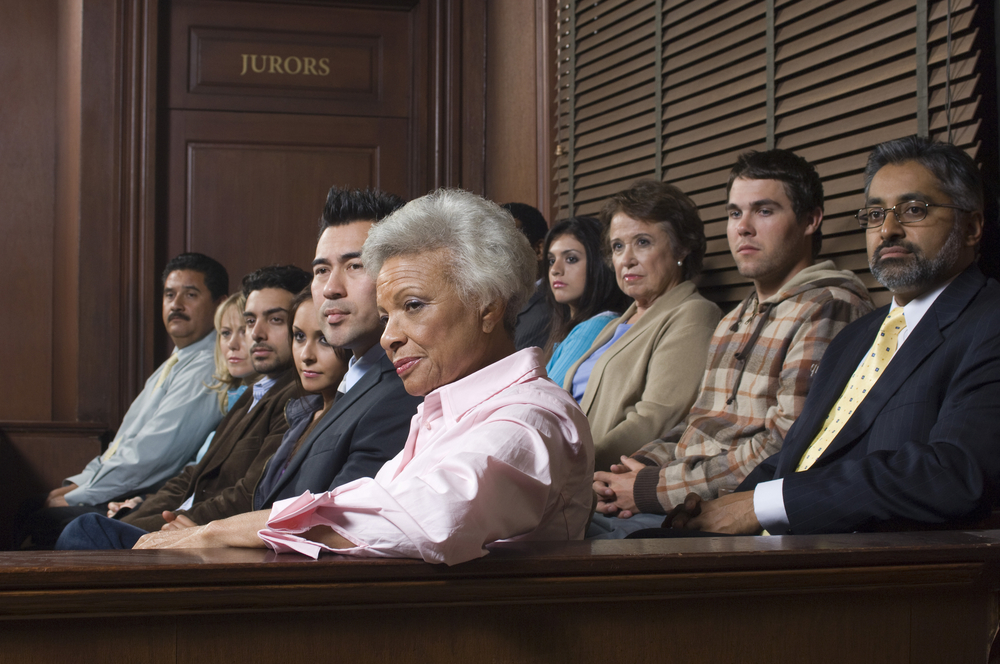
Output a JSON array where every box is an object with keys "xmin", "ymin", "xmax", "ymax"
[
  {"xmin": 425, "ymin": 0, "xmax": 451, "ymax": 190},
  {"xmin": 165, "ymin": 110, "xmax": 410, "ymax": 290},
  {"xmin": 409, "ymin": 0, "xmax": 431, "ymax": 196},
  {"xmin": 485, "ymin": 0, "xmax": 540, "ymax": 208},
  {"xmin": 73, "ymin": 0, "xmax": 128, "ymax": 424},
  {"xmin": 50, "ymin": 0, "xmax": 161, "ymax": 426},
  {"xmin": 118, "ymin": 0, "xmax": 161, "ymax": 426},
  {"xmin": 52, "ymin": 0, "xmax": 84, "ymax": 424},
  {"xmin": 459, "ymin": 0, "xmax": 485, "ymax": 194},
  {"xmin": 422, "ymin": 0, "xmax": 486, "ymax": 194},
  {"xmin": 0, "ymin": 0, "xmax": 59, "ymax": 421},
  {"xmin": 0, "ymin": 0, "xmax": 488, "ymax": 426}
]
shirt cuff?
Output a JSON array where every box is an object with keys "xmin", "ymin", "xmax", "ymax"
[
  {"xmin": 62, "ymin": 488, "xmax": 87, "ymax": 506},
  {"xmin": 752, "ymin": 479, "xmax": 789, "ymax": 533},
  {"xmin": 257, "ymin": 493, "xmax": 366, "ymax": 559}
]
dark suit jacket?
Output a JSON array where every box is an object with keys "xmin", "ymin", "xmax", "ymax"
[
  {"xmin": 741, "ymin": 265, "xmax": 1000, "ymax": 534},
  {"xmin": 123, "ymin": 370, "xmax": 297, "ymax": 531},
  {"xmin": 514, "ymin": 285, "xmax": 551, "ymax": 351},
  {"xmin": 253, "ymin": 353, "xmax": 422, "ymax": 510}
]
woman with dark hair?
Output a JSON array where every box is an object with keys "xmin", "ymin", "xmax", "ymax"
[
  {"xmin": 563, "ymin": 180, "xmax": 721, "ymax": 472},
  {"xmin": 544, "ymin": 216, "xmax": 631, "ymax": 387},
  {"xmin": 253, "ymin": 290, "xmax": 351, "ymax": 503}
]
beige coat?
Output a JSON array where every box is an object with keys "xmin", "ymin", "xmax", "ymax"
[{"xmin": 563, "ymin": 281, "xmax": 720, "ymax": 472}]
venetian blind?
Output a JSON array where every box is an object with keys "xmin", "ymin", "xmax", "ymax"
[{"xmin": 554, "ymin": 0, "xmax": 988, "ymax": 309}]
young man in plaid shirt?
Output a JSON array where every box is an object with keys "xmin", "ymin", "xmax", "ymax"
[{"xmin": 589, "ymin": 150, "xmax": 874, "ymax": 538}]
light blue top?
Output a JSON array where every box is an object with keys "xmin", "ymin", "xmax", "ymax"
[
  {"xmin": 546, "ymin": 312, "xmax": 618, "ymax": 389},
  {"xmin": 227, "ymin": 384, "xmax": 249, "ymax": 412},
  {"xmin": 571, "ymin": 323, "xmax": 633, "ymax": 402},
  {"xmin": 64, "ymin": 331, "xmax": 222, "ymax": 505}
]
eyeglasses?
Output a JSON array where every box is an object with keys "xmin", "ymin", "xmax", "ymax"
[{"xmin": 856, "ymin": 200, "xmax": 970, "ymax": 229}]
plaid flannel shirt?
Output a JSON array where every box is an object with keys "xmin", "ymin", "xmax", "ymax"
[{"xmin": 630, "ymin": 262, "xmax": 874, "ymax": 514}]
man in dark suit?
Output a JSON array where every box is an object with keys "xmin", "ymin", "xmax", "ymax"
[
  {"xmin": 655, "ymin": 136, "xmax": 1000, "ymax": 536},
  {"xmin": 251, "ymin": 186, "xmax": 423, "ymax": 510}
]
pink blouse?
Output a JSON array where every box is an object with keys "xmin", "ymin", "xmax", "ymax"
[{"xmin": 258, "ymin": 348, "xmax": 594, "ymax": 565}]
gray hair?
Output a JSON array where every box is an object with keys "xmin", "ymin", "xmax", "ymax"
[
  {"xmin": 362, "ymin": 188, "xmax": 537, "ymax": 335},
  {"xmin": 863, "ymin": 136, "xmax": 984, "ymax": 213}
]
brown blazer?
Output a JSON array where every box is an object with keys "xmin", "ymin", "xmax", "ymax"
[{"xmin": 122, "ymin": 370, "xmax": 297, "ymax": 531}]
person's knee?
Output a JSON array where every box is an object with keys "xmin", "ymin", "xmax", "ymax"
[{"xmin": 55, "ymin": 513, "xmax": 104, "ymax": 550}]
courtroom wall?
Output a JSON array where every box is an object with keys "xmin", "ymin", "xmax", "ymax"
[{"xmin": 0, "ymin": 0, "xmax": 545, "ymax": 432}]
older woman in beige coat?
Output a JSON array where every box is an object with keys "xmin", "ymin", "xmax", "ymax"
[{"xmin": 564, "ymin": 180, "xmax": 720, "ymax": 472}]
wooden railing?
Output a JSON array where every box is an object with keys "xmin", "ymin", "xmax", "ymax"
[{"xmin": 1, "ymin": 530, "xmax": 999, "ymax": 663}]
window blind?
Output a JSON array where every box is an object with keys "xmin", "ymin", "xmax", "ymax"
[{"xmin": 554, "ymin": 0, "xmax": 990, "ymax": 308}]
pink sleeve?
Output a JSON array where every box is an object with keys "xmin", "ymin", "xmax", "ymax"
[{"xmin": 257, "ymin": 401, "xmax": 586, "ymax": 565}]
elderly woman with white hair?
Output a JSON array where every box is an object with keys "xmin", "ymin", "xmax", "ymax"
[{"xmin": 133, "ymin": 189, "xmax": 594, "ymax": 565}]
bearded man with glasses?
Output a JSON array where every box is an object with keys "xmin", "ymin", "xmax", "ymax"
[{"xmin": 630, "ymin": 135, "xmax": 1000, "ymax": 538}]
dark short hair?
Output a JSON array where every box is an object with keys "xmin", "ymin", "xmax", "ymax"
[
  {"xmin": 727, "ymin": 149, "xmax": 825, "ymax": 257},
  {"xmin": 241, "ymin": 265, "xmax": 312, "ymax": 298},
  {"xmin": 863, "ymin": 135, "xmax": 984, "ymax": 214},
  {"xmin": 162, "ymin": 253, "xmax": 229, "ymax": 300},
  {"xmin": 542, "ymin": 216, "xmax": 631, "ymax": 351},
  {"xmin": 319, "ymin": 186, "xmax": 405, "ymax": 235},
  {"xmin": 503, "ymin": 202, "xmax": 549, "ymax": 248},
  {"xmin": 598, "ymin": 179, "xmax": 706, "ymax": 280}
]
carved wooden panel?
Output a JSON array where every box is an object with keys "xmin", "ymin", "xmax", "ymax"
[
  {"xmin": 165, "ymin": 110, "xmax": 409, "ymax": 290},
  {"xmin": 168, "ymin": 0, "xmax": 412, "ymax": 116}
]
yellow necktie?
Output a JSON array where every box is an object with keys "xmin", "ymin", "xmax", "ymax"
[
  {"xmin": 154, "ymin": 353, "xmax": 180, "ymax": 390},
  {"xmin": 795, "ymin": 307, "xmax": 906, "ymax": 472},
  {"xmin": 103, "ymin": 354, "xmax": 180, "ymax": 461}
]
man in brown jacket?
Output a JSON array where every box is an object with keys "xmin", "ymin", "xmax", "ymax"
[{"xmin": 54, "ymin": 265, "xmax": 310, "ymax": 548}]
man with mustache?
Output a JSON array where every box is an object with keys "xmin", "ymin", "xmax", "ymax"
[
  {"xmin": 590, "ymin": 150, "xmax": 874, "ymax": 537},
  {"xmin": 15, "ymin": 253, "xmax": 229, "ymax": 548},
  {"xmin": 56, "ymin": 265, "xmax": 309, "ymax": 548},
  {"xmin": 655, "ymin": 136, "xmax": 1000, "ymax": 536}
]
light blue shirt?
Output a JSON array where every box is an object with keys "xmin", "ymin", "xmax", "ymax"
[
  {"xmin": 251, "ymin": 375, "xmax": 278, "ymax": 411},
  {"xmin": 343, "ymin": 343, "xmax": 384, "ymax": 393},
  {"xmin": 64, "ymin": 331, "xmax": 222, "ymax": 506},
  {"xmin": 571, "ymin": 323, "xmax": 632, "ymax": 403},
  {"xmin": 546, "ymin": 312, "xmax": 617, "ymax": 388}
]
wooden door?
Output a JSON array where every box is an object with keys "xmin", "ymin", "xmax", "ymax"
[{"xmin": 162, "ymin": 0, "xmax": 418, "ymax": 291}]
